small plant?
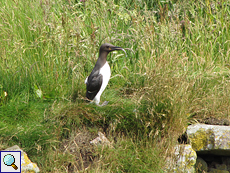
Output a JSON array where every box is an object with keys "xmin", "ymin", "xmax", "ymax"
[{"xmin": 0, "ymin": 84, "xmax": 7, "ymax": 106}]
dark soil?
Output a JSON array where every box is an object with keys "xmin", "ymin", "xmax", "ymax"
[
  {"xmin": 61, "ymin": 129, "xmax": 98, "ymax": 172},
  {"xmin": 196, "ymin": 116, "xmax": 230, "ymax": 126}
]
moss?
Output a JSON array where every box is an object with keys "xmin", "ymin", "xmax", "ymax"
[
  {"xmin": 195, "ymin": 157, "xmax": 208, "ymax": 173},
  {"xmin": 189, "ymin": 128, "xmax": 215, "ymax": 151}
]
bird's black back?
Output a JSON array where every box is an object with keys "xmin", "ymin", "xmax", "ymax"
[{"xmin": 86, "ymin": 66, "xmax": 103, "ymax": 100}]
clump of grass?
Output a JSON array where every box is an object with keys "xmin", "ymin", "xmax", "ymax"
[{"xmin": 93, "ymin": 137, "xmax": 164, "ymax": 173}]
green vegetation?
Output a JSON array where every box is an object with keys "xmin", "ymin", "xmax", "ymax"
[{"xmin": 0, "ymin": 0, "xmax": 229, "ymax": 172}]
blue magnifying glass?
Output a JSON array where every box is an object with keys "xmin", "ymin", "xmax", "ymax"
[{"xmin": 3, "ymin": 154, "xmax": 18, "ymax": 170}]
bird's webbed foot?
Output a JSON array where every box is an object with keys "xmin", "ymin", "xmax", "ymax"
[{"xmin": 99, "ymin": 101, "xmax": 109, "ymax": 107}]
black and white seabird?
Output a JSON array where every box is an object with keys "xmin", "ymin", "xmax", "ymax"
[{"xmin": 85, "ymin": 43, "xmax": 126, "ymax": 106}]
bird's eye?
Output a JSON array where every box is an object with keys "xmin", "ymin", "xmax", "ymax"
[{"xmin": 106, "ymin": 46, "xmax": 109, "ymax": 49}]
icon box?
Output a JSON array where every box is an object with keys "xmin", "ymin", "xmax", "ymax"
[{"xmin": 0, "ymin": 151, "xmax": 21, "ymax": 173}]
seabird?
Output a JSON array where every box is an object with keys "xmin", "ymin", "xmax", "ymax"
[{"xmin": 85, "ymin": 43, "xmax": 126, "ymax": 106}]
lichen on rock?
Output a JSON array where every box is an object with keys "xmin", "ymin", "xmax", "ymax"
[
  {"xmin": 4, "ymin": 145, "xmax": 40, "ymax": 173},
  {"xmin": 189, "ymin": 128, "xmax": 215, "ymax": 151},
  {"xmin": 165, "ymin": 144, "xmax": 197, "ymax": 172},
  {"xmin": 187, "ymin": 124, "xmax": 230, "ymax": 155}
]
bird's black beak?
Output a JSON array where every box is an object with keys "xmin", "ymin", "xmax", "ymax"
[
  {"xmin": 111, "ymin": 46, "xmax": 127, "ymax": 57},
  {"xmin": 111, "ymin": 46, "xmax": 123, "ymax": 51}
]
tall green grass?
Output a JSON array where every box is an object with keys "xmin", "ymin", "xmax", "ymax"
[{"xmin": 0, "ymin": 0, "xmax": 229, "ymax": 172}]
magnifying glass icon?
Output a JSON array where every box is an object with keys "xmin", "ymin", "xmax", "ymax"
[{"xmin": 3, "ymin": 154, "xmax": 18, "ymax": 170}]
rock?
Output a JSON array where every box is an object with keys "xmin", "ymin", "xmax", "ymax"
[
  {"xmin": 187, "ymin": 124, "xmax": 230, "ymax": 156},
  {"xmin": 195, "ymin": 156, "xmax": 208, "ymax": 173},
  {"xmin": 166, "ymin": 144, "xmax": 197, "ymax": 173},
  {"xmin": 90, "ymin": 132, "xmax": 113, "ymax": 148},
  {"xmin": 209, "ymin": 168, "xmax": 229, "ymax": 173},
  {"xmin": 216, "ymin": 163, "xmax": 228, "ymax": 170},
  {"xmin": 4, "ymin": 145, "xmax": 40, "ymax": 173},
  {"xmin": 222, "ymin": 157, "xmax": 230, "ymax": 168}
]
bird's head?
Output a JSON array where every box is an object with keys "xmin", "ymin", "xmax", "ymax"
[{"xmin": 99, "ymin": 43, "xmax": 127, "ymax": 55}]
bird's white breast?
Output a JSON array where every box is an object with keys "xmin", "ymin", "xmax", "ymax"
[{"xmin": 99, "ymin": 61, "xmax": 111, "ymax": 92}]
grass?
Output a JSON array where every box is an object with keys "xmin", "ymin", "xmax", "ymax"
[{"xmin": 0, "ymin": 0, "xmax": 230, "ymax": 172}]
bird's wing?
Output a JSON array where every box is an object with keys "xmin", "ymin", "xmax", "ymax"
[{"xmin": 86, "ymin": 69, "xmax": 103, "ymax": 100}]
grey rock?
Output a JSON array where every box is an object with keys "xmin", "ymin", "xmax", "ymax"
[
  {"xmin": 209, "ymin": 168, "xmax": 229, "ymax": 173},
  {"xmin": 187, "ymin": 124, "xmax": 230, "ymax": 156},
  {"xmin": 165, "ymin": 144, "xmax": 197, "ymax": 173},
  {"xmin": 4, "ymin": 145, "xmax": 40, "ymax": 173},
  {"xmin": 195, "ymin": 156, "xmax": 208, "ymax": 173},
  {"xmin": 90, "ymin": 132, "xmax": 113, "ymax": 148},
  {"xmin": 216, "ymin": 163, "xmax": 228, "ymax": 170}
]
